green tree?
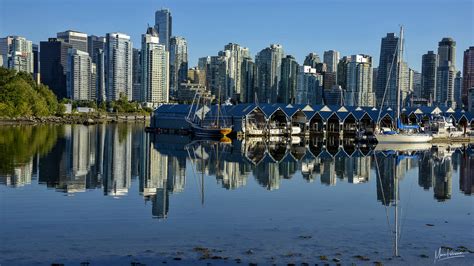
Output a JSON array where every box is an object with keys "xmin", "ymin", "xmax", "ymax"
[{"xmin": 0, "ymin": 67, "xmax": 63, "ymax": 117}]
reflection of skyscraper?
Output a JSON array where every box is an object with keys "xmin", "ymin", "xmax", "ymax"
[
  {"xmin": 345, "ymin": 157, "xmax": 371, "ymax": 184},
  {"xmin": 321, "ymin": 159, "xmax": 336, "ymax": 186},
  {"xmin": 278, "ymin": 159, "xmax": 298, "ymax": 180},
  {"xmin": 217, "ymin": 160, "xmax": 250, "ymax": 190},
  {"xmin": 418, "ymin": 153, "xmax": 434, "ymax": 190},
  {"xmin": 254, "ymin": 157, "xmax": 281, "ymax": 190},
  {"xmin": 460, "ymin": 152, "xmax": 474, "ymax": 195},
  {"xmin": 103, "ymin": 124, "xmax": 132, "ymax": 197},
  {"xmin": 167, "ymin": 156, "xmax": 186, "ymax": 193},
  {"xmin": 0, "ymin": 158, "xmax": 33, "ymax": 187},
  {"xmin": 433, "ymin": 157, "xmax": 452, "ymax": 201},
  {"xmin": 375, "ymin": 154, "xmax": 396, "ymax": 205},
  {"xmin": 151, "ymin": 188, "xmax": 169, "ymax": 219}
]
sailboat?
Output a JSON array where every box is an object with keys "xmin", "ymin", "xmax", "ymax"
[
  {"xmin": 375, "ymin": 26, "xmax": 433, "ymax": 144},
  {"xmin": 186, "ymin": 90, "xmax": 232, "ymax": 138}
]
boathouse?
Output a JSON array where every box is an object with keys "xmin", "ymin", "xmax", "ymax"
[{"xmin": 151, "ymin": 103, "xmax": 474, "ymax": 136}]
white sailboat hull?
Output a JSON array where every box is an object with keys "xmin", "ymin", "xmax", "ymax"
[{"xmin": 375, "ymin": 133, "xmax": 432, "ymax": 143}]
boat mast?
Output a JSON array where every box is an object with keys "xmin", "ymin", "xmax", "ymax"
[{"xmin": 396, "ymin": 26, "xmax": 404, "ymax": 130}]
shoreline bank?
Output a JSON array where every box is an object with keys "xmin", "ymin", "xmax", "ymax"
[{"xmin": 0, "ymin": 114, "xmax": 150, "ymax": 125}]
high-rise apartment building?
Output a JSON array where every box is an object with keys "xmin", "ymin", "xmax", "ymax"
[
  {"xmin": 221, "ymin": 43, "xmax": 251, "ymax": 102},
  {"xmin": 155, "ymin": 9, "xmax": 172, "ymax": 50},
  {"xmin": 463, "ymin": 47, "xmax": 474, "ymax": 107},
  {"xmin": 421, "ymin": 51, "xmax": 438, "ymax": 103},
  {"xmin": 169, "ymin": 37, "xmax": 188, "ymax": 96},
  {"xmin": 96, "ymin": 49, "xmax": 106, "ymax": 102},
  {"xmin": 303, "ymin": 53, "xmax": 321, "ymax": 67},
  {"xmin": 141, "ymin": 27, "xmax": 169, "ymax": 105},
  {"xmin": 323, "ymin": 50, "xmax": 340, "ymax": 73},
  {"xmin": 66, "ymin": 48, "xmax": 93, "ymax": 101},
  {"xmin": 454, "ymin": 71, "xmax": 462, "ymax": 109},
  {"xmin": 40, "ymin": 38, "xmax": 72, "ymax": 99},
  {"xmin": 412, "ymin": 70, "xmax": 422, "ymax": 99},
  {"xmin": 436, "ymin": 63, "xmax": 456, "ymax": 108},
  {"xmin": 438, "ymin": 38, "xmax": 456, "ymax": 67},
  {"xmin": 337, "ymin": 56, "xmax": 351, "ymax": 90},
  {"xmin": 205, "ymin": 55, "xmax": 226, "ymax": 99},
  {"xmin": 0, "ymin": 36, "xmax": 34, "ymax": 73},
  {"xmin": 132, "ymin": 48, "xmax": 142, "ymax": 101},
  {"xmin": 278, "ymin": 55, "xmax": 299, "ymax": 104},
  {"xmin": 187, "ymin": 67, "xmax": 206, "ymax": 86},
  {"xmin": 376, "ymin": 33, "xmax": 399, "ymax": 108},
  {"xmin": 255, "ymin": 44, "xmax": 284, "ymax": 103},
  {"xmin": 296, "ymin": 66, "xmax": 323, "ymax": 105},
  {"xmin": 436, "ymin": 38, "xmax": 457, "ymax": 108},
  {"xmin": 32, "ymin": 43, "xmax": 40, "ymax": 83},
  {"xmin": 241, "ymin": 57, "xmax": 256, "ymax": 103},
  {"xmin": 105, "ymin": 32, "xmax": 132, "ymax": 101},
  {"xmin": 57, "ymin": 30, "xmax": 88, "ymax": 53},
  {"xmin": 344, "ymin": 54, "xmax": 374, "ymax": 107},
  {"xmin": 87, "ymin": 35, "xmax": 106, "ymax": 64}
]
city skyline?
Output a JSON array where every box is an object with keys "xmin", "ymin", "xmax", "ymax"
[{"xmin": 1, "ymin": 0, "xmax": 471, "ymax": 71}]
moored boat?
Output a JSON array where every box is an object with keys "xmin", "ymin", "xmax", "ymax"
[
  {"xmin": 186, "ymin": 91, "xmax": 232, "ymax": 138},
  {"xmin": 375, "ymin": 26, "xmax": 432, "ymax": 144}
]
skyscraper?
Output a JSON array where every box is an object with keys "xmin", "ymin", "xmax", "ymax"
[
  {"xmin": 87, "ymin": 35, "xmax": 106, "ymax": 64},
  {"xmin": 57, "ymin": 30, "xmax": 88, "ymax": 53},
  {"xmin": 32, "ymin": 43, "xmax": 40, "ymax": 83},
  {"xmin": 421, "ymin": 51, "xmax": 438, "ymax": 103},
  {"xmin": 40, "ymin": 38, "xmax": 72, "ymax": 99},
  {"xmin": 296, "ymin": 66, "xmax": 323, "ymax": 105},
  {"xmin": 323, "ymin": 50, "xmax": 340, "ymax": 73},
  {"xmin": 303, "ymin": 53, "xmax": 321, "ymax": 67},
  {"xmin": 0, "ymin": 36, "xmax": 34, "ymax": 73},
  {"xmin": 454, "ymin": 71, "xmax": 462, "ymax": 109},
  {"xmin": 438, "ymin": 38, "xmax": 456, "ymax": 67},
  {"xmin": 412, "ymin": 70, "xmax": 422, "ymax": 99},
  {"xmin": 66, "ymin": 48, "xmax": 93, "ymax": 101},
  {"xmin": 436, "ymin": 64, "xmax": 456, "ymax": 108},
  {"xmin": 155, "ymin": 9, "xmax": 172, "ymax": 50},
  {"xmin": 141, "ymin": 27, "xmax": 169, "ymax": 105},
  {"xmin": 337, "ymin": 56, "xmax": 351, "ymax": 91},
  {"xmin": 241, "ymin": 57, "xmax": 256, "ymax": 103},
  {"xmin": 463, "ymin": 47, "xmax": 474, "ymax": 107},
  {"xmin": 206, "ymin": 55, "xmax": 226, "ymax": 99},
  {"xmin": 436, "ymin": 37, "xmax": 457, "ymax": 108},
  {"xmin": 278, "ymin": 55, "xmax": 299, "ymax": 104},
  {"xmin": 376, "ymin": 33, "xmax": 399, "ymax": 108},
  {"xmin": 169, "ymin": 37, "xmax": 188, "ymax": 96},
  {"xmin": 222, "ymin": 43, "xmax": 251, "ymax": 102},
  {"xmin": 95, "ymin": 49, "xmax": 106, "ymax": 102},
  {"xmin": 255, "ymin": 44, "xmax": 284, "ymax": 103},
  {"xmin": 344, "ymin": 54, "xmax": 374, "ymax": 107},
  {"xmin": 105, "ymin": 32, "xmax": 132, "ymax": 101},
  {"xmin": 400, "ymin": 61, "xmax": 411, "ymax": 106},
  {"xmin": 132, "ymin": 48, "xmax": 142, "ymax": 101}
]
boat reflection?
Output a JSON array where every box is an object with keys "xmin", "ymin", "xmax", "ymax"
[{"xmin": 0, "ymin": 124, "xmax": 473, "ymax": 221}]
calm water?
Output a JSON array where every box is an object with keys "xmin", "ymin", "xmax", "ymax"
[{"xmin": 0, "ymin": 124, "xmax": 473, "ymax": 265}]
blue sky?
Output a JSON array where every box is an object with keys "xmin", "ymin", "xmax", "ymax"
[{"xmin": 1, "ymin": 0, "xmax": 472, "ymax": 71}]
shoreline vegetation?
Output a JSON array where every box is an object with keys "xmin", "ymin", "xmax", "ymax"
[{"xmin": 0, "ymin": 67, "xmax": 151, "ymax": 125}]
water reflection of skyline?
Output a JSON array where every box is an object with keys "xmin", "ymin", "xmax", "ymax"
[{"xmin": 0, "ymin": 124, "xmax": 473, "ymax": 219}]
